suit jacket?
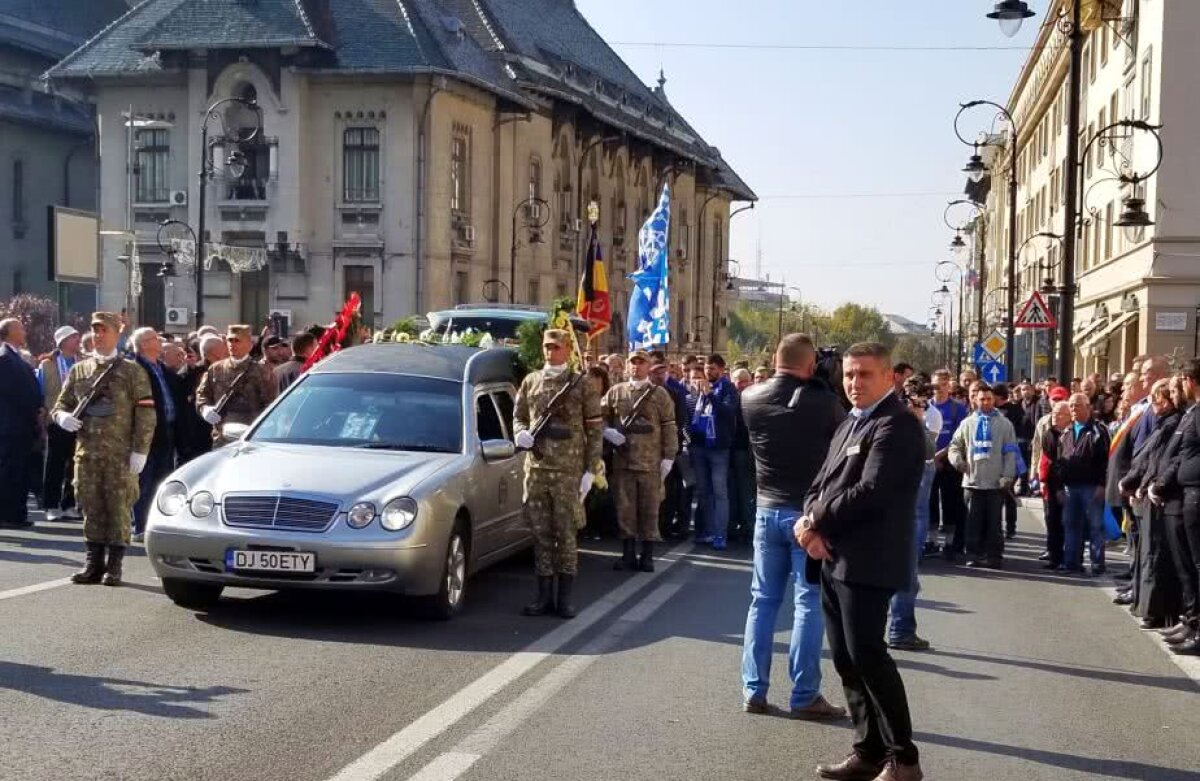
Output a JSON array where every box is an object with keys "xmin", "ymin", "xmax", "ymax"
[
  {"xmin": 0, "ymin": 344, "xmax": 41, "ymax": 444},
  {"xmin": 174, "ymin": 364, "xmax": 213, "ymax": 463},
  {"xmin": 803, "ymin": 392, "xmax": 926, "ymax": 591},
  {"xmin": 135, "ymin": 355, "xmax": 178, "ymax": 457}
]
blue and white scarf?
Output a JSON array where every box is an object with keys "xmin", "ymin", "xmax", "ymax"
[{"xmin": 972, "ymin": 410, "xmax": 997, "ymax": 460}]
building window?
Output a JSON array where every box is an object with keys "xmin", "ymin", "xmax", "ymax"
[
  {"xmin": 1100, "ymin": 25, "xmax": 1109, "ymax": 66},
  {"xmin": 528, "ymin": 277, "xmax": 540, "ymax": 305},
  {"xmin": 1104, "ymin": 202, "xmax": 1114, "ymax": 259},
  {"xmin": 1141, "ymin": 49, "xmax": 1153, "ymax": 120},
  {"xmin": 344, "ymin": 265, "xmax": 376, "ymax": 327},
  {"xmin": 343, "ymin": 127, "xmax": 380, "ymax": 203},
  {"xmin": 11, "ymin": 158, "xmax": 25, "ymax": 234},
  {"xmin": 528, "ymin": 156, "xmax": 542, "ymax": 205},
  {"xmin": 450, "ymin": 129, "xmax": 470, "ymax": 214},
  {"xmin": 135, "ymin": 129, "xmax": 170, "ymax": 203}
]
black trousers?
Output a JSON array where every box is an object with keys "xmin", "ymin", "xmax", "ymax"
[
  {"xmin": 964, "ymin": 488, "xmax": 1005, "ymax": 561},
  {"xmin": 929, "ymin": 463, "xmax": 965, "ymax": 541},
  {"xmin": 0, "ymin": 437, "xmax": 33, "ymax": 525},
  {"xmin": 1003, "ymin": 490, "xmax": 1018, "ymax": 536},
  {"xmin": 41, "ymin": 424, "xmax": 76, "ymax": 511},
  {"xmin": 1136, "ymin": 504, "xmax": 1181, "ymax": 621},
  {"xmin": 821, "ymin": 568, "xmax": 918, "ymax": 765},
  {"xmin": 658, "ymin": 453, "xmax": 692, "ymax": 538},
  {"xmin": 1171, "ymin": 489, "xmax": 1200, "ymax": 624},
  {"xmin": 1043, "ymin": 489, "xmax": 1064, "ymax": 566}
]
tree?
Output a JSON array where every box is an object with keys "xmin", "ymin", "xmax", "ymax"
[
  {"xmin": 891, "ymin": 335, "xmax": 941, "ymax": 374},
  {"xmin": 824, "ymin": 303, "xmax": 896, "ymax": 350},
  {"xmin": 0, "ymin": 294, "xmax": 69, "ymax": 356}
]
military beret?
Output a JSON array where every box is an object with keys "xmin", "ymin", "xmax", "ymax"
[
  {"xmin": 90, "ymin": 312, "xmax": 121, "ymax": 332},
  {"xmin": 543, "ymin": 328, "xmax": 570, "ymax": 346},
  {"xmin": 227, "ymin": 324, "xmax": 252, "ymax": 338}
]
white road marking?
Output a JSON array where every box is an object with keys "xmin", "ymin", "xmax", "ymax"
[
  {"xmin": 0, "ymin": 578, "xmax": 71, "ymax": 602},
  {"xmin": 404, "ymin": 580, "xmax": 686, "ymax": 781},
  {"xmin": 324, "ymin": 542, "xmax": 693, "ymax": 781}
]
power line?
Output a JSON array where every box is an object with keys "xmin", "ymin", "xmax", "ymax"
[
  {"xmin": 759, "ymin": 191, "xmax": 963, "ymax": 200},
  {"xmin": 612, "ymin": 41, "xmax": 1037, "ymax": 52}
]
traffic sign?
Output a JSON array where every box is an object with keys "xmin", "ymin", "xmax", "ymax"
[
  {"xmin": 1015, "ymin": 291, "xmax": 1057, "ymax": 329},
  {"xmin": 981, "ymin": 330, "xmax": 1006, "ymax": 360},
  {"xmin": 972, "ymin": 342, "xmax": 989, "ymax": 367},
  {"xmin": 978, "ymin": 359, "xmax": 1007, "ymax": 384}
]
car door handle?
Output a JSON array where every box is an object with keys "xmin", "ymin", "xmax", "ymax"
[{"xmin": 499, "ymin": 478, "xmax": 508, "ymax": 506}]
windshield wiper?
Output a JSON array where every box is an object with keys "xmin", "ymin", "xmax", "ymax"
[{"xmin": 357, "ymin": 443, "xmax": 451, "ymax": 452}]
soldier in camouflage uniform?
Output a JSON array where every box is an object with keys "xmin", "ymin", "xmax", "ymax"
[
  {"xmin": 513, "ymin": 329, "xmax": 603, "ymax": 618},
  {"xmin": 197, "ymin": 324, "xmax": 278, "ymax": 444},
  {"xmin": 52, "ymin": 312, "xmax": 156, "ymax": 586},
  {"xmin": 602, "ymin": 351, "xmax": 678, "ymax": 572}
]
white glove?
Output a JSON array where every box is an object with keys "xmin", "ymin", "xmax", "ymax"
[
  {"xmin": 514, "ymin": 430, "xmax": 535, "ymax": 450},
  {"xmin": 660, "ymin": 459, "xmax": 674, "ymax": 481},
  {"xmin": 129, "ymin": 452, "xmax": 147, "ymax": 475},
  {"xmin": 603, "ymin": 428, "xmax": 627, "ymax": 446},
  {"xmin": 201, "ymin": 405, "xmax": 221, "ymax": 425},
  {"xmin": 52, "ymin": 410, "xmax": 82, "ymax": 433},
  {"xmin": 579, "ymin": 472, "xmax": 595, "ymax": 500}
]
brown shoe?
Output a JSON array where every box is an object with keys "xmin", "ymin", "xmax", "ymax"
[
  {"xmin": 816, "ymin": 753, "xmax": 884, "ymax": 781},
  {"xmin": 790, "ymin": 694, "xmax": 848, "ymax": 721},
  {"xmin": 872, "ymin": 759, "xmax": 924, "ymax": 781}
]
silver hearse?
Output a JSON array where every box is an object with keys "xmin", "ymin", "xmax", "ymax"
[{"xmin": 146, "ymin": 344, "xmax": 529, "ymax": 618}]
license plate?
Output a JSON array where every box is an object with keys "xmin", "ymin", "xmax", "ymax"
[{"xmin": 225, "ymin": 550, "xmax": 316, "ymax": 573}]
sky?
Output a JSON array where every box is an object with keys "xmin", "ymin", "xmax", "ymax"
[{"xmin": 574, "ymin": 0, "xmax": 1042, "ymax": 323}]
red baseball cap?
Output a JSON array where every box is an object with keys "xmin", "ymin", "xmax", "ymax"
[{"xmin": 1048, "ymin": 386, "xmax": 1070, "ymax": 402}]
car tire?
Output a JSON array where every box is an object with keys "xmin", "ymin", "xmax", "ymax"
[
  {"xmin": 421, "ymin": 528, "xmax": 468, "ymax": 620},
  {"xmin": 162, "ymin": 578, "xmax": 224, "ymax": 610}
]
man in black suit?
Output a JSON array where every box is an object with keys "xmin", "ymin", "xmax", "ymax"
[
  {"xmin": 0, "ymin": 318, "xmax": 42, "ymax": 527},
  {"xmin": 131, "ymin": 328, "xmax": 180, "ymax": 540},
  {"xmin": 799, "ymin": 342, "xmax": 926, "ymax": 781}
]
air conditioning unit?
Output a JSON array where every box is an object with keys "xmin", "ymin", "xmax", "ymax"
[
  {"xmin": 165, "ymin": 306, "xmax": 189, "ymax": 328},
  {"xmin": 170, "ymin": 189, "xmax": 188, "ymax": 206}
]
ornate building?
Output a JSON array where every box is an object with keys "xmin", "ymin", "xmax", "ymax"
[{"xmin": 48, "ymin": 0, "xmax": 754, "ymax": 351}]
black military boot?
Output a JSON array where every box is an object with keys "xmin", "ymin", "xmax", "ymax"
[
  {"xmin": 613, "ymin": 539, "xmax": 637, "ymax": 571},
  {"xmin": 638, "ymin": 540, "xmax": 655, "ymax": 572},
  {"xmin": 521, "ymin": 576, "xmax": 555, "ymax": 616},
  {"xmin": 71, "ymin": 543, "xmax": 106, "ymax": 585},
  {"xmin": 556, "ymin": 575, "xmax": 577, "ymax": 619},
  {"xmin": 102, "ymin": 545, "xmax": 126, "ymax": 587}
]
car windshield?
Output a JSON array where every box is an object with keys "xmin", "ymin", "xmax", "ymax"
[
  {"xmin": 249, "ymin": 373, "xmax": 462, "ymax": 453},
  {"xmin": 428, "ymin": 314, "xmax": 537, "ymax": 341}
]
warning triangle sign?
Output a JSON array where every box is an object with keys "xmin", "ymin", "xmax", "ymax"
[{"xmin": 1015, "ymin": 291, "xmax": 1057, "ymax": 329}]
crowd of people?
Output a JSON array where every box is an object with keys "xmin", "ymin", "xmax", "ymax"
[{"xmin": 0, "ymin": 313, "xmax": 321, "ymax": 556}]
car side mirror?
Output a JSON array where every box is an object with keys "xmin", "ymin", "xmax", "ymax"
[
  {"xmin": 221, "ymin": 422, "xmax": 250, "ymax": 441},
  {"xmin": 481, "ymin": 439, "xmax": 516, "ymax": 462}
]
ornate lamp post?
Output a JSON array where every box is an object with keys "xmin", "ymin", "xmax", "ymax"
[{"xmin": 510, "ymin": 197, "xmax": 550, "ymax": 304}]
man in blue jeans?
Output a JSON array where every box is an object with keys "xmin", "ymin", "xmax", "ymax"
[
  {"xmin": 1057, "ymin": 393, "xmax": 1111, "ymax": 574},
  {"xmin": 687, "ymin": 355, "xmax": 738, "ymax": 549},
  {"xmin": 889, "ymin": 382, "xmax": 938, "ymax": 651},
  {"xmin": 739, "ymin": 334, "xmax": 846, "ymax": 718}
]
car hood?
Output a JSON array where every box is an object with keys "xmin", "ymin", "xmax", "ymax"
[{"xmin": 180, "ymin": 442, "xmax": 461, "ymax": 504}]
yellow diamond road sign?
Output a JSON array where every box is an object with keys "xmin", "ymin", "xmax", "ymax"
[{"xmin": 982, "ymin": 331, "xmax": 1006, "ymax": 360}]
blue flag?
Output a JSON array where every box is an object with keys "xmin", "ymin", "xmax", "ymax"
[{"xmin": 627, "ymin": 183, "xmax": 671, "ymax": 350}]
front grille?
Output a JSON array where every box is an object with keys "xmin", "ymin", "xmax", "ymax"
[{"xmin": 223, "ymin": 495, "xmax": 338, "ymax": 532}]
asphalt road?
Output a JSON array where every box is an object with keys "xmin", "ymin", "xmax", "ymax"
[{"xmin": 1, "ymin": 501, "xmax": 1197, "ymax": 781}]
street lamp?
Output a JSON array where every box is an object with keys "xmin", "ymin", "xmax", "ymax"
[
  {"xmin": 195, "ymin": 95, "xmax": 263, "ymax": 328},
  {"xmin": 1076, "ymin": 119, "xmax": 1165, "ymax": 245},
  {"xmin": 955, "ymin": 99, "xmax": 1021, "ymax": 371},
  {"xmin": 987, "ymin": 0, "xmax": 1036, "ymax": 37},
  {"xmin": 962, "ymin": 146, "xmax": 988, "ymax": 183},
  {"xmin": 156, "ymin": 219, "xmax": 197, "ymax": 280},
  {"xmin": 949, "ymin": 231, "xmax": 969, "ymax": 260},
  {"xmin": 510, "ymin": 197, "xmax": 550, "ymax": 304},
  {"xmin": 575, "ymin": 134, "xmax": 621, "ymax": 277}
]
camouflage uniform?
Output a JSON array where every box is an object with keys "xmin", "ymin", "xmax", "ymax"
[
  {"xmin": 514, "ymin": 368, "xmax": 603, "ymax": 576},
  {"xmin": 602, "ymin": 381, "xmax": 678, "ymax": 541},
  {"xmin": 196, "ymin": 358, "xmax": 277, "ymax": 442},
  {"xmin": 54, "ymin": 355, "xmax": 156, "ymax": 546}
]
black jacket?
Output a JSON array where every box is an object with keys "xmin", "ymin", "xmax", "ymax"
[
  {"xmin": 1122, "ymin": 408, "xmax": 1183, "ymax": 511},
  {"xmin": 175, "ymin": 364, "xmax": 213, "ymax": 464},
  {"xmin": 741, "ymin": 374, "xmax": 846, "ymax": 509},
  {"xmin": 1059, "ymin": 419, "xmax": 1111, "ymax": 486},
  {"xmin": 1018, "ymin": 398, "xmax": 1040, "ymax": 441},
  {"xmin": 804, "ymin": 392, "xmax": 926, "ymax": 591},
  {"xmin": 0, "ymin": 345, "xmax": 40, "ymax": 444},
  {"xmin": 1000, "ymin": 401, "xmax": 1028, "ymax": 443},
  {"xmin": 135, "ymin": 356, "xmax": 178, "ymax": 457},
  {"xmin": 1158, "ymin": 405, "xmax": 1200, "ymax": 492}
]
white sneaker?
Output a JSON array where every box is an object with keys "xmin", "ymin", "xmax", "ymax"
[{"xmin": 45, "ymin": 509, "xmax": 63, "ymax": 521}]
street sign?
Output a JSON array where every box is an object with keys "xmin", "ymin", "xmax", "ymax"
[
  {"xmin": 978, "ymin": 359, "xmax": 1007, "ymax": 384},
  {"xmin": 982, "ymin": 330, "xmax": 1006, "ymax": 360},
  {"xmin": 972, "ymin": 342, "xmax": 989, "ymax": 368},
  {"xmin": 1015, "ymin": 291, "xmax": 1057, "ymax": 329}
]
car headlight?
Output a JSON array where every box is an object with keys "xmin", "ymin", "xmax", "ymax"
[
  {"xmin": 380, "ymin": 497, "xmax": 418, "ymax": 531},
  {"xmin": 157, "ymin": 481, "xmax": 187, "ymax": 516},
  {"xmin": 190, "ymin": 491, "xmax": 215, "ymax": 518},
  {"xmin": 347, "ymin": 502, "xmax": 376, "ymax": 529}
]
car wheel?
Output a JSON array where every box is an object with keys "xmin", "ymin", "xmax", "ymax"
[
  {"xmin": 422, "ymin": 529, "xmax": 468, "ymax": 620},
  {"xmin": 161, "ymin": 578, "xmax": 224, "ymax": 610}
]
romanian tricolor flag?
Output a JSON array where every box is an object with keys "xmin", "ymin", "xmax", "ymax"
[{"xmin": 576, "ymin": 222, "xmax": 611, "ymax": 339}]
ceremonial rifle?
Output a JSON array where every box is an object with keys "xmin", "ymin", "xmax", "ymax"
[
  {"xmin": 214, "ymin": 365, "xmax": 255, "ymax": 416},
  {"xmin": 519, "ymin": 373, "xmax": 583, "ymax": 460},
  {"xmin": 616, "ymin": 385, "xmax": 657, "ymax": 445},
  {"xmin": 70, "ymin": 359, "xmax": 122, "ymax": 419}
]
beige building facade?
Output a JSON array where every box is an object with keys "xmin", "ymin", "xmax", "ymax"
[
  {"xmin": 973, "ymin": 0, "xmax": 1200, "ymax": 378},
  {"xmin": 48, "ymin": 0, "xmax": 753, "ymax": 353}
]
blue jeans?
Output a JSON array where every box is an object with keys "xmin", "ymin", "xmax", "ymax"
[
  {"xmin": 889, "ymin": 461, "xmax": 934, "ymax": 641},
  {"xmin": 691, "ymin": 447, "xmax": 730, "ymax": 539},
  {"xmin": 741, "ymin": 506, "xmax": 824, "ymax": 708},
  {"xmin": 1062, "ymin": 483, "xmax": 1105, "ymax": 569}
]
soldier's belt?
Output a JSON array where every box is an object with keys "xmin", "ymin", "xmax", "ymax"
[
  {"xmin": 626, "ymin": 421, "xmax": 654, "ymax": 435},
  {"xmin": 542, "ymin": 424, "xmax": 572, "ymax": 441}
]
